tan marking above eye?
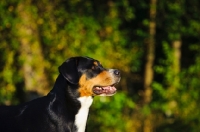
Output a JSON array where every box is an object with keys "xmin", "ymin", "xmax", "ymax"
[{"xmin": 93, "ymin": 61, "xmax": 98, "ymax": 66}]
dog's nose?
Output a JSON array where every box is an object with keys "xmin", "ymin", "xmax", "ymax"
[{"xmin": 114, "ymin": 69, "xmax": 120, "ymax": 76}]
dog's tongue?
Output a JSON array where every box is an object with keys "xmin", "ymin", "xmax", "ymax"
[{"xmin": 93, "ymin": 86, "xmax": 117, "ymax": 96}]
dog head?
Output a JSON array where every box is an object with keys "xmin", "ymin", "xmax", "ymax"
[{"xmin": 59, "ymin": 56, "xmax": 121, "ymax": 97}]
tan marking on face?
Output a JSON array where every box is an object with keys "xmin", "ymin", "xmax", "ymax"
[
  {"xmin": 78, "ymin": 75, "xmax": 94, "ymax": 96},
  {"xmin": 91, "ymin": 61, "xmax": 98, "ymax": 70},
  {"xmin": 94, "ymin": 61, "xmax": 98, "ymax": 66},
  {"xmin": 78, "ymin": 71, "xmax": 116, "ymax": 97},
  {"xmin": 93, "ymin": 61, "xmax": 98, "ymax": 66}
]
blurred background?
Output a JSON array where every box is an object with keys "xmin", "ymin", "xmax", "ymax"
[{"xmin": 0, "ymin": 0, "xmax": 200, "ymax": 131}]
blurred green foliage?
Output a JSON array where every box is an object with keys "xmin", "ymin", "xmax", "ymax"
[
  {"xmin": 88, "ymin": 92, "xmax": 135, "ymax": 132},
  {"xmin": 1, "ymin": 0, "xmax": 200, "ymax": 131}
]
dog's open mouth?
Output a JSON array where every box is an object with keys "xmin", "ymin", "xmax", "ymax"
[{"xmin": 93, "ymin": 84, "xmax": 117, "ymax": 96}]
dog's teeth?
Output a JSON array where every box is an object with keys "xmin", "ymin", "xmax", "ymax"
[{"xmin": 96, "ymin": 87, "xmax": 101, "ymax": 90}]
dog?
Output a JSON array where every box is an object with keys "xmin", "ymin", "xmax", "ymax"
[{"xmin": 0, "ymin": 56, "xmax": 121, "ymax": 132}]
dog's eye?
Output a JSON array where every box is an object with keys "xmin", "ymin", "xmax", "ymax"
[
  {"xmin": 92, "ymin": 65, "xmax": 100, "ymax": 71},
  {"xmin": 91, "ymin": 66, "xmax": 95, "ymax": 70}
]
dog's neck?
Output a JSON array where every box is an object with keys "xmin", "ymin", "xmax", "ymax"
[
  {"xmin": 51, "ymin": 74, "xmax": 93, "ymax": 132},
  {"xmin": 75, "ymin": 96, "xmax": 93, "ymax": 132}
]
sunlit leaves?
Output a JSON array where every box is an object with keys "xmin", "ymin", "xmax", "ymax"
[{"xmin": 88, "ymin": 92, "xmax": 135, "ymax": 132}]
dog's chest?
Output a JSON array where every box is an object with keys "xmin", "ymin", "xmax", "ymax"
[{"xmin": 75, "ymin": 96, "xmax": 93, "ymax": 132}]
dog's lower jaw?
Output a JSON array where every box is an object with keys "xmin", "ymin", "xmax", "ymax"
[{"xmin": 75, "ymin": 96, "xmax": 93, "ymax": 132}]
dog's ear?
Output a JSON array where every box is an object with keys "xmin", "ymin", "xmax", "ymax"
[{"xmin": 59, "ymin": 57, "xmax": 79, "ymax": 84}]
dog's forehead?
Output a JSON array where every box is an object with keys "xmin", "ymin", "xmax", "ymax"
[{"xmin": 79, "ymin": 57, "xmax": 100, "ymax": 66}]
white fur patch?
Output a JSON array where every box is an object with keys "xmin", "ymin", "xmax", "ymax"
[{"xmin": 75, "ymin": 96, "xmax": 93, "ymax": 132}]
